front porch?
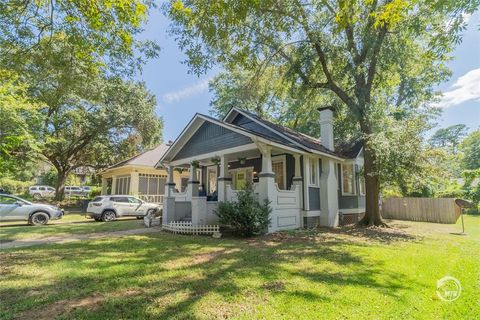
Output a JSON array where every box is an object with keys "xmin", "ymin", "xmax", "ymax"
[{"xmin": 162, "ymin": 141, "xmax": 338, "ymax": 232}]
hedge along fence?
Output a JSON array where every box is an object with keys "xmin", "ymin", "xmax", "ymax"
[{"xmin": 382, "ymin": 198, "xmax": 461, "ymax": 224}]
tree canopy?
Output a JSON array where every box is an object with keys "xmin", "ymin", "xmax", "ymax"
[{"xmin": 166, "ymin": 0, "xmax": 478, "ymax": 225}]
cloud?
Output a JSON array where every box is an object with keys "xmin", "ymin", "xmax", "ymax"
[
  {"xmin": 438, "ymin": 68, "xmax": 480, "ymax": 108},
  {"xmin": 162, "ymin": 77, "xmax": 212, "ymax": 103}
]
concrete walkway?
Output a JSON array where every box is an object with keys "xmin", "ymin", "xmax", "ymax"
[{"xmin": 0, "ymin": 227, "xmax": 162, "ymax": 250}]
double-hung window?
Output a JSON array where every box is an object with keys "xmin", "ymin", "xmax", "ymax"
[
  {"xmin": 341, "ymin": 163, "xmax": 356, "ymax": 195},
  {"xmin": 309, "ymin": 158, "xmax": 319, "ymax": 186}
]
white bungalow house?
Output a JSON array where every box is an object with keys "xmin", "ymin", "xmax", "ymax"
[
  {"xmin": 100, "ymin": 144, "xmax": 189, "ymax": 203},
  {"xmin": 157, "ymin": 107, "xmax": 366, "ymax": 232}
]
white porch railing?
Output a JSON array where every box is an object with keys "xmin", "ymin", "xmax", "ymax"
[
  {"xmin": 226, "ymin": 183, "xmax": 260, "ymax": 202},
  {"xmin": 273, "ymin": 184, "xmax": 301, "ymax": 209},
  {"xmin": 162, "ymin": 221, "xmax": 219, "ymax": 235},
  {"xmin": 139, "ymin": 194, "xmax": 164, "ymax": 204},
  {"xmin": 172, "ymin": 190, "xmax": 187, "ymax": 201}
]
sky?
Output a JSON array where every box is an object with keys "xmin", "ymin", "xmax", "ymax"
[{"xmin": 138, "ymin": 10, "xmax": 480, "ymax": 142}]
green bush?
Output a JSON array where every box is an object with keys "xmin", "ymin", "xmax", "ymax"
[
  {"xmin": 215, "ymin": 185, "xmax": 271, "ymax": 237},
  {"xmin": 0, "ymin": 177, "xmax": 32, "ymax": 194}
]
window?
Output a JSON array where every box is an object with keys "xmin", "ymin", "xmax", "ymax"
[
  {"xmin": 207, "ymin": 166, "xmax": 217, "ymax": 194},
  {"xmin": 139, "ymin": 174, "xmax": 166, "ymax": 196},
  {"xmin": 359, "ymin": 175, "xmax": 366, "ymax": 196},
  {"xmin": 115, "ymin": 176, "xmax": 131, "ymax": 195},
  {"xmin": 128, "ymin": 197, "xmax": 142, "ymax": 204},
  {"xmin": 309, "ymin": 158, "xmax": 319, "ymax": 186},
  {"xmin": 272, "ymin": 157, "xmax": 286, "ymax": 190},
  {"xmin": 180, "ymin": 178, "xmax": 189, "ymax": 192},
  {"xmin": 110, "ymin": 196, "xmax": 129, "ymax": 203},
  {"xmin": 0, "ymin": 196, "xmax": 17, "ymax": 204},
  {"xmin": 342, "ymin": 163, "xmax": 356, "ymax": 195}
]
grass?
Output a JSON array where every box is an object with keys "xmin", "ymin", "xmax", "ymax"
[
  {"xmin": 1, "ymin": 215, "xmax": 479, "ymax": 319},
  {"xmin": 0, "ymin": 213, "xmax": 143, "ymax": 241}
]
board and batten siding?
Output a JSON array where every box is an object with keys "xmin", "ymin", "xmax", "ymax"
[{"xmin": 173, "ymin": 122, "xmax": 252, "ymax": 161}]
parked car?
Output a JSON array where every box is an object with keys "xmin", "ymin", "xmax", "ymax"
[
  {"xmin": 0, "ymin": 194, "xmax": 63, "ymax": 225},
  {"xmin": 29, "ymin": 185, "xmax": 55, "ymax": 199},
  {"xmin": 0, "ymin": 188, "xmax": 10, "ymax": 194},
  {"xmin": 65, "ymin": 186, "xmax": 88, "ymax": 197},
  {"xmin": 86, "ymin": 195, "xmax": 160, "ymax": 222}
]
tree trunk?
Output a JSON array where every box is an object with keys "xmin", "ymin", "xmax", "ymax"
[
  {"xmin": 54, "ymin": 169, "xmax": 69, "ymax": 201},
  {"xmin": 358, "ymin": 138, "xmax": 388, "ymax": 227}
]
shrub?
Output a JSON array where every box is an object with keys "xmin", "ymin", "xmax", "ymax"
[
  {"xmin": 0, "ymin": 177, "xmax": 32, "ymax": 194},
  {"xmin": 215, "ymin": 185, "xmax": 271, "ymax": 237}
]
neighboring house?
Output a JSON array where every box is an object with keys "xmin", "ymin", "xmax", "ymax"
[
  {"xmin": 157, "ymin": 107, "xmax": 366, "ymax": 232},
  {"xmin": 100, "ymin": 144, "xmax": 190, "ymax": 203}
]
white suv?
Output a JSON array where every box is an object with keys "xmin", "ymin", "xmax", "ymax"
[
  {"xmin": 29, "ymin": 186, "xmax": 56, "ymax": 199},
  {"xmin": 86, "ymin": 195, "xmax": 161, "ymax": 222}
]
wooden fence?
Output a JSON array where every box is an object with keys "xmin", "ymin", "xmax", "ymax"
[{"xmin": 382, "ymin": 198, "xmax": 461, "ymax": 224}]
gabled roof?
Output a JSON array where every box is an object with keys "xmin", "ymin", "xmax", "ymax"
[
  {"xmin": 159, "ymin": 108, "xmax": 363, "ymax": 165},
  {"xmin": 336, "ymin": 139, "xmax": 363, "ymax": 159},
  {"xmin": 105, "ymin": 144, "xmax": 170, "ymax": 171},
  {"xmin": 225, "ymin": 108, "xmax": 340, "ymax": 157}
]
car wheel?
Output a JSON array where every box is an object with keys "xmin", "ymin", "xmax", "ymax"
[
  {"xmin": 29, "ymin": 212, "xmax": 50, "ymax": 226},
  {"xmin": 102, "ymin": 210, "xmax": 116, "ymax": 222},
  {"xmin": 33, "ymin": 193, "xmax": 42, "ymax": 200}
]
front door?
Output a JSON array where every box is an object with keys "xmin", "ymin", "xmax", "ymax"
[{"xmin": 231, "ymin": 167, "xmax": 253, "ymax": 190}]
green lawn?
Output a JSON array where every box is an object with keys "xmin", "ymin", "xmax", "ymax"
[
  {"xmin": 0, "ymin": 213, "xmax": 143, "ymax": 241},
  {"xmin": 1, "ymin": 216, "xmax": 479, "ymax": 319}
]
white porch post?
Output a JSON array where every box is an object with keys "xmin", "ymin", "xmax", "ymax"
[
  {"xmin": 163, "ymin": 165, "xmax": 176, "ymax": 224},
  {"xmin": 217, "ymin": 154, "xmax": 231, "ymax": 202},
  {"xmin": 320, "ymin": 159, "xmax": 339, "ymax": 227},
  {"xmin": 292, "ymin": 154, "xmax": 304, "ymax": 227},
  {"xmin": 257, "ymin": 143, "xmax": 276, "ymax": 232},
  {"xmin": 101, "ymin": 177, "xmax": 108, "ymax": 195},
  {"xmin": 111, "ymin": 177, "xmax": 117, "ymax": 195},
  {"xmin": 165, "ymin": 165, "xmax": 176, "ymax": 197},
  {"xmin": 187, "ymin": 163, "xmax": 199, "ymax": 200},
  {"xmin": 130, "ymin": 171, "xmax": 139, "ymax": 196}
]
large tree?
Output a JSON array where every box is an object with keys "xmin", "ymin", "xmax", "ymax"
[
  {"xmin": 429, "ymin": 124, "xmax": 468, "ymax": 154},
  {"xmin": 0, "ymin": 0, "xmax": 159, "ymax": 75},
  {"xmin": 460, "ymin": 130, "xmax": 480, "ymax": 170},
  {"xmin": 166, "ymin": 0, "xmax": 477, "ymax": 226},
  {"xmin": 22, "ymin": 39, "xmax": 163, "ymax": 200},
  {"xmin": 0, "ymin": 69, "xmax": 42, "ymax": 177}
]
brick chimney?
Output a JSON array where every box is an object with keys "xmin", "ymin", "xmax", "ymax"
[{"xmin": 317, "ymin": 106, "xmax": 334, "ymax": 151}]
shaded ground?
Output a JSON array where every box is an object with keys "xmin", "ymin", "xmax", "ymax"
[
  {"xmin": 0, "ymin": 213, "xmax": 142, "ymax": 242},
  {"xmin": 1, "ymin": 215, "xmax": 478, "ymax": 320}
]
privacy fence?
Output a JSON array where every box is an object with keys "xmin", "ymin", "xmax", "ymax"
[{"xmin": 382, "ymin": 197, "xmax": 461, "ymax": 224}]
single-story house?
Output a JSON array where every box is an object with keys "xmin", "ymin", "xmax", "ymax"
[
  {"xmin": 100, "ymin": 144, "xmax": 190, "ymax": 203},
  {"xmin": 157, "ymin": 107, "xmax": 366, "ymax": 232}
]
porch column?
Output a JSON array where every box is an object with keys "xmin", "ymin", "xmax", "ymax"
[
  {"xmin": 217, "ymin": 154, "xmax": 231, "ymax": 202},
  {"xmin": 165, "ymin": 165, "xmax": 176, "ymax": 197},
  {"xmin": 292, "ymin": 154, "xmax": 303, "ymax": 185},
  {"xmin": 257, "ymin": 143, "xmax": 276, "ymax": 205},
  {"xmin": 163, "ymin": 165, "xmax": 176, "ymax": 224},
  {"xmin": 187, "ymin": 163, "xmax": 199, "ymax": 200},
  {"xmin": 111, "ymin": 177, "xmax": 117, "ymax": 195},
  {"xmin": 101, "ymin": 177, "xmax": 108, "ymax": 195},
  {"xmin": 130, "ymin": 171, "xmax": 139, "ymax": 197},
  {"xmin": 320, "ymin": 159, "xmax": 339, "ymax": 227},
  {"xmin": 292, "ymin": 154, "xmax": 304, "ymax": 225}
]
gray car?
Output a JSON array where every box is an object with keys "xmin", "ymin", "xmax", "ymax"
[{"xmin": 0, "ymin": 194, "xmax": 63, "ymax": 225}]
